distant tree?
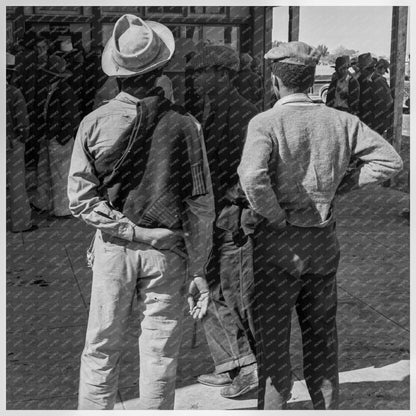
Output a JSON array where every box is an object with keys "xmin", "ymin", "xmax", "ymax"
[
  {"xmin": 332, "ymin": 45, "xmax": 359, "ymax": 58},
  {"xmin": 317, "ymin": 44, "xmax": 329, "ymax": 57}
]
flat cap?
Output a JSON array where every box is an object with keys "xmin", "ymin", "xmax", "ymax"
[
  {"xmin": 265, "ymin": 41, "xmax": 320, "ymax": 67},
  {"xmin": 187, "ymin": 45, "xmax": 240, "ymax": 71}
]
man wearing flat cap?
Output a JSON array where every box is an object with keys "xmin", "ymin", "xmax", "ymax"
[
  {"xmin": 68, "ymin": 14, "xmax": 215, "ymax": 409},
  {"xmin": 357, "ymin": 52, "xmax": 393, "ymax": 135},
  {"xmin": 326, "ymin": 56, "xmax": 360, "ymax": 115},
  {"xmin": 238, "ymin": 41, "xmax": 403, "ymax": 409},
  {"xmin": 187, "ymin": 45, "xmax": 260, "ymax": 398}
]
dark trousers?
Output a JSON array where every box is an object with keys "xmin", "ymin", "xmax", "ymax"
[
  {"xmin": 254, "ymin": 223, "xmax": 340, "ymax": 409},
  {"xmin": 202, "ymin": 229, "xmax": 256, "ymax": 373}
]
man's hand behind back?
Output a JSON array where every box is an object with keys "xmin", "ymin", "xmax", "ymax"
[{"xmin": 134, "ymin": 226, "xmax": 184, "ymax": 250}]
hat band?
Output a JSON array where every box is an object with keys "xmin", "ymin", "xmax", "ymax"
[{"xmin": 112, "ymin": 32, "xmax": 161, "ymax": 70}]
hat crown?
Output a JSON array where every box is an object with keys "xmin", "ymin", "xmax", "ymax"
[
  {"xmin": 377, "ymin": 58, "xmax": 389, "ymax": 68},
  {"xmin": 358, "ymin": 53, "xmax": 374, "ymax": 69},
  {"xmin": 335, "ymin": 56, "xmax": 349, "ymax": 69},
  {"xmin": 118, "ymin": 25, "xmax": 153, "ymax": 56},
  {"xmin": 265, "ymin": 41, "xmax": 320, "ymax": 67},
  {"xmin": 102, "ymin": 14, "xmax": 174, "ymax": 77},
  {"xmin": 187, "ymin": 45, "xmax": 240, "ymax": 71}
]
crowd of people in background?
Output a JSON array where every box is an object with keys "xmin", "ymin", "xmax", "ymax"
[
  {"xmin": 6, "ymin": 32, "xmax": 101, "ymax": 232},
  {"xmin": 326, "ymin": 53, "xmax": 394, "ymax": 136}
]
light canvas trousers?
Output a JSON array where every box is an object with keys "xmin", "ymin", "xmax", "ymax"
[{"xmin": 78, "ymin": 230, "xmax": 186, "ymax": 410}]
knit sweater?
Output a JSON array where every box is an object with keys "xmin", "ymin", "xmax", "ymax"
[{"xmin": 238, "ymin": 94, "xmax": 403, "ymax": 228}]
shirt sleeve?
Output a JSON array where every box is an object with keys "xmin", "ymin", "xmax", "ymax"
[
  {"xmin": 67, "ymin": 120, "xmax": 137, "ymax": 240},
  {"xmin": 337, "ymin": 119, "xmax": 403, "ymax": 194},
  {"xmin": 181, "ymin": 117, "xmax": 215, "ymax": 278},
  {"xmin": 237, "ymin": 116, "xmax": 286, "ymax": 222}
]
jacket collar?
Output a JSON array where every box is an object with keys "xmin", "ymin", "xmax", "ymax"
[{"xmin": 113, "ymin": 91, "xmax": 141, "ymax": 105}]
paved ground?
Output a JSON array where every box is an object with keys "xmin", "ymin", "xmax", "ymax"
[{"xmin": 6, "ymin": 182, "xmax": 410, "ymax": 411}]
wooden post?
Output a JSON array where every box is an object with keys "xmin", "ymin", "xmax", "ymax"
[
  {"xmin": 252, "ymin": 7, "xmax": 273, "ymax": 110},
  {"xmin": 288, "ymin": 6, "xmax": 300, "ymax": 41},
  {"xmin": 389, "ymin": 6, "xmax": 408, "ymax": 154},
  {"xmin": 90, "ymin": 6, "xmax": 101, "ymax": 49},
  {"xmin": 12, "ymin": 6, "xmax": 25, "ymax": 44}
]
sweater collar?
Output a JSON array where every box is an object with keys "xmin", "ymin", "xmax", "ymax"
[{"xmin": 275, "ymin": 93, "xmax": 314, "ymax": 107}]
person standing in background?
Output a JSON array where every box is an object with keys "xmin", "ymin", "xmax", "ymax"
[
  {"xmin": 234, "ymin": 53, "xmax": 263, "ymax": 109},
  {"xmin": 41, "ymin": 54, "xmax": 80, "ymax": 218},
  {"xmin": 188, "ymin": 45, "xmax": 260, "ymax": 399},
  {"xmin": 6, "ymin": 52, "xmax": 36, "ymax": 233},
  {"xmin": 357, "ymin": 53, "xmax": 393, "ymax": 135},
  {"xmin": 14, "ymin": 32, "xmax": 40, "ymax": 207},
  {"xmin": 326, "ymin": 56, "xmax": 360, "ymax": 115}
]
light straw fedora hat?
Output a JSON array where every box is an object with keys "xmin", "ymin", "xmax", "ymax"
[{"xmin": 102, "ymin": 14, "xmax": 175, "ymax": 77}]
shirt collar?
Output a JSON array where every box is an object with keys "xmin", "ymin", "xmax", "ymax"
[{"xmin": 274, "ymin": 93, "xmax": 314, "ymax": 107}]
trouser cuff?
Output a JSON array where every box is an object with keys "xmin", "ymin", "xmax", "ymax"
[{"xmin": 215, "ymin": 353, "xmax": 256, "ymax": 374}]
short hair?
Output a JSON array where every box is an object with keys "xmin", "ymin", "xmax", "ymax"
[{"xmin": 271, "ymin": 61, "xmax": 315, "ymax": 92}]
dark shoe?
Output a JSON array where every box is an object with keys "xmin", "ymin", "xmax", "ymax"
[
  {"xmin": 30, "ymin": 204, "xmax": 48, "ymax": 214},
  {"xmin": 220, "ymin": 369, "xmax": 258, "ymax": 398},
  {"xmin": 197, "ymin": 372, "xmax": 233, "ymax": 387}
]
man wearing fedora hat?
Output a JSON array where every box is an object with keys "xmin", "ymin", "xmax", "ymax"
[
  {"xmin": 238, "ymin": 41, "xmax": 402, "ymax": 409},
  {"xmin": 375, "ymin": 58, "xmax": 390, "ymax": 77},
  {"xmin": 357, "ymin": 52, "xmax": 393, "ymax": 135},
  {"xmin": 187, "ymin": 45, "xmax": 260, "ymax": 399},
  {"xmin": 326, "ymin": 55, "xmax": 360, "ymax": 115},
  {"xmin": 68, "ymin": 14, "xmax": 215, "ymax": 410}
]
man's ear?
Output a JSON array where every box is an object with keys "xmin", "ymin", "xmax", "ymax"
[{"xmin": 271, "ymin": 73, "xmax": 281, "ymax": 100}]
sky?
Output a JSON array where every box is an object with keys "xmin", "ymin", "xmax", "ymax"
[{"xmin": 273, "ymin": 6, "xmax": 406, "ymax": 58}]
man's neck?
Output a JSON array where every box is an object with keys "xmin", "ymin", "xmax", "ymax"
[
  {"xmin": 122, "ymin": 85, "xmax": 156, "ymax": 100},
  {"xmin": 278, "ymin": 87, "xmax": 308, "ymax": 99}
]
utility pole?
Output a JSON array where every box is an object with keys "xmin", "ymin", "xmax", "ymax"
[
  {"xmin": 288, "ymin": 6, "xmax": 300, "ymax": 41},
  {"xmin": 389, "ymin": 6, "xmax": 408, "ymax": 154}
]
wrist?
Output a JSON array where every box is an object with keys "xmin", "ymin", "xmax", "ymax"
[{"xmin": 133, "ymin": 226, "xmax": 152, "ymax": 245}]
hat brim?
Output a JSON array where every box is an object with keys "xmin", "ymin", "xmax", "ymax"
[
  {"xmin": 41, "ymin": 67, "xmax": 72, "ymax": 78},
  {"xmin": 102, "ymin": 20, "xmax": 175, "ymax": 77}
]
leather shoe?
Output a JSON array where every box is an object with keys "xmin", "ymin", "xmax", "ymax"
[
  {"xmin": 197, "ymin": 372, "xmax": 232, "ymax": 387},
  {"xmin": 220, "ymin": 369, "xmax": 258, "ymax": 398}
]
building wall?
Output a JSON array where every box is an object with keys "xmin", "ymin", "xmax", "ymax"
[{"xmin": 7, "ymin": 6, "xmax": 273, "ymax": 108}]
